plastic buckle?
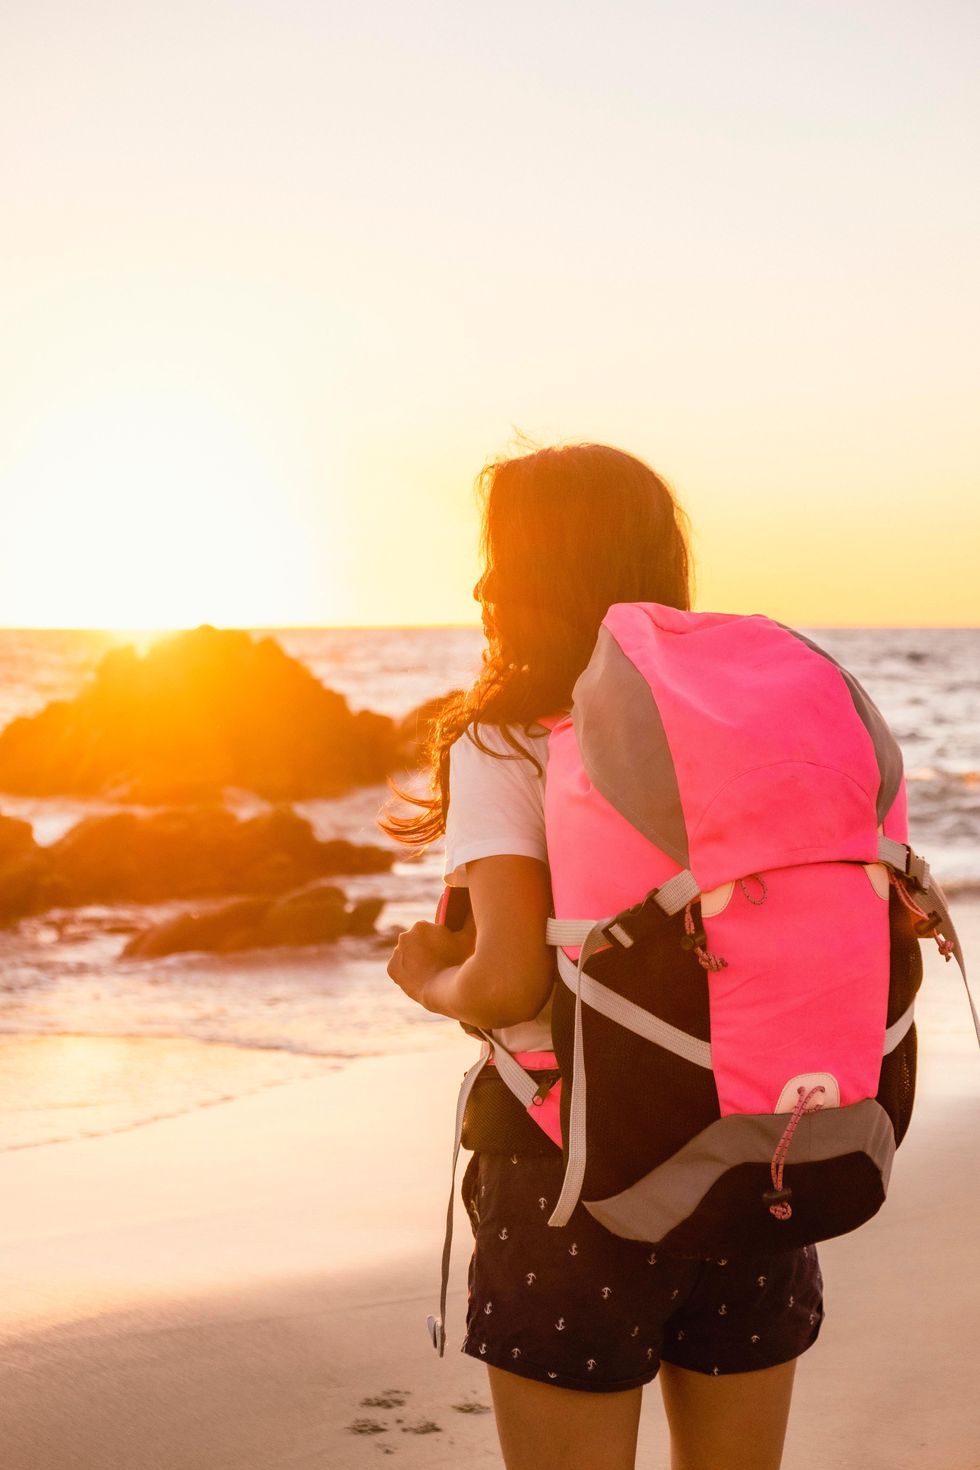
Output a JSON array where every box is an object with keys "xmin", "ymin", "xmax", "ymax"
[
  {"xmin": 602, "ymin": 889, "xmax": 664, "ymax": 950},
  {"xmin": 913, "ymin": 910, "xmax": 942, "ymax": 939},
  {"xmin": 904, "ymin": 849, "xmax": 931, "ymax": 892}
]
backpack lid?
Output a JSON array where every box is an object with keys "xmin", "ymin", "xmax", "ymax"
[{"xmin": 569, "ymin": 603, "xmax": 904, "ymax": 891}]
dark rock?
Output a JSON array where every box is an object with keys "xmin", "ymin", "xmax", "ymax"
[
  {"xmin": 346, "ymin": 896, "xmax": 386, "ymax": 936},
  {"xmin": 0, "ymin": 814, "xmax": 36, "ymax": 861},
  {"xmin": 45, "ymin": 803, "xmax": 392, "ymax": 905},
  {"xmin": 122, "ymin": 897, "xmax": 272, "ymax": 958},
  {"xmin": 0, "ymin": 815, "xmax": 74, "ymax": 926},
  {"xmin": 262, "ymin": 885, "xmax": 349, "ymax": 946},
  {"xmin": 0, "ymin": 625, "xmax": 400, "ymax": 802},
  {"xmin": 122, "ymin": 881, "xmax": 384, "ymax": 958}
]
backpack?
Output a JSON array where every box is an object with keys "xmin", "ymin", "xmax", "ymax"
[{"xmin": 426, "ymin": 603, "xmax": 975, "ymax": 1355}]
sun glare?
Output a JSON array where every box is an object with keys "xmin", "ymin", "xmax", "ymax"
[{"xmin": 3, "ymin": 392, "xmax": 344, "ymax": 630}]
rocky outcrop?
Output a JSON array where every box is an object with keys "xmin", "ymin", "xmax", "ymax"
[
  {"xmin": 0, "ymin": 803, "xmax": 393, "ymax": 926},
  {"xmin": 0, "ymin": 625, "xmax": 400, "ymax": 803},
  {"xmin": 121, "ymin": 884, "xmax": 386, "ymax": 958},
  {"xmin": 0, "ymin": 814, "xmax": 72, "ymax": 924}
]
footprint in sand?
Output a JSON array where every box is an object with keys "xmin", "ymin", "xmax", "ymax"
[
  {"xmin": 347, "ymin": 1418, "xmax": 388, "ymax": 1436},
  {"xmin": 401, "ymin": 1421, "xmax": 443, "ymax": 1435},
  {"xmin": 451, "ymin": 1401, "xmax": 492, "ymax": 1415},
  {"xmin": 360, "ymin": 1389, "xmax": 410, "ymax": 1410}
]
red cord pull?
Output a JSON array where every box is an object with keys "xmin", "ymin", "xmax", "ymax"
[{"xmin": 766, "ymin": 1085, "xmax": 826, "ymax": 1221}]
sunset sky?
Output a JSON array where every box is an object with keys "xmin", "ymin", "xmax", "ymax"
[{"xmin": 2, "ymin": 1, "xmax": 978, "ymax": 629}]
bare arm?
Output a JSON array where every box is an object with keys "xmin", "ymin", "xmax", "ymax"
[{"xmin": 387, "ymin": 854, "xmax": 554, "ymax": 1030}]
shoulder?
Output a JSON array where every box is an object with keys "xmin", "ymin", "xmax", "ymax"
[
  {"xmin": 448, "ymin": 722, "xmax": 550, "ymax": 795},
  {"xmin": 443, "ymin": 722, "xmax": 550, "ymax": 884},
  {"xmin": 453, "ymin": 721, "xmax": 550, "ymax": 765}
]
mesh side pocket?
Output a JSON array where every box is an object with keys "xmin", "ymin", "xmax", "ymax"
[
  {"xmin": 876, "ymin": 885, "xmax": 923, "ymax": 1147},
  {"xmin": 461, "ymin": 1069, "xmax": 560, "ymax": 1156}
]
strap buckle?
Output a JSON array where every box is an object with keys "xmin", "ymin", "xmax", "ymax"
[
  {"xmin": 601, "ymin": 889, "xmax": 667, "ymax": 950},
  {"xmin": 904, "ymin": 848, "xmax": 931, "ymax": 892},
  {"xmin": 913, "ymin": 910, "xmax": 943, "ymax": 940}
]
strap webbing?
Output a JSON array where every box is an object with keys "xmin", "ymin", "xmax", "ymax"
[
  {"xmin": 556, "ymin": 949, "xmax": 714, "ymax": 1069},
  {"xmin": 545, "ymin": 873, "xmax": 700, "ymax": 952},
  {"xmin": 428, "ymin": 1040, "xmax": 491, "ymax": 1356},
  {"xmin": 883, "ymin": 1001, "xmax": 915, "ymax": 1054},
  {"xmin": 546, "ymin": 918, "xmax": 600, "ymax": 946},
  {"xmin": 479, "ymin": 1030, "xmax": 539, "ymax": 1108},
  {"xmin": 547, "ymin": 922, "xmax": 609, "ymax": 1227},
  {"xmin": 430, "ymin": 1029, "xmax": 555, "ymax": 1355},
  {"xmin": 656, "ymin": 869, "xmax": 702, "ymax": 916},
  {"xmin": 877, "ymin": 834, "xmax": 912, "ymax": 872},
  {"xmin": 877, "ymin": 837, "xmax": 978, "ymax": 1048}
]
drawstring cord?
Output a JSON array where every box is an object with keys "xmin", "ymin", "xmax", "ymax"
[
  {"xmin": 766, "ymin": 1084, "xmax": 826, "ymax": 1221},
  {"xmin": 681, "ymin": 901, "xmax": 728, "ymax": 972},
  {"xmin": 888, "ymin": 870, "xmax": 956, "ymax": 961}
]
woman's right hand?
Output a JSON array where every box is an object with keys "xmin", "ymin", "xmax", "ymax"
[{"xmin": 387, "ymin": 920, "xmax": 475, "ymax": 1009}]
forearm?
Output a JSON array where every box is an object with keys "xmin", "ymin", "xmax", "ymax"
[{"xmin": 420, "ymin": 953, "xmax": 543, "ymax": 1030}]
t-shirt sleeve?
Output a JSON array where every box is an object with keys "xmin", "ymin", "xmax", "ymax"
[{"xmin": 442, "ymin": 726, "xmax": 548, "ymax": 886}]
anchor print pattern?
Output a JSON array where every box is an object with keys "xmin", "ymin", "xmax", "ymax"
[{"xmin": 460, "ymin": 1152, "xmax": 823, "ymax": 1391}]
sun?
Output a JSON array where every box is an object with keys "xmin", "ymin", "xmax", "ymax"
[{"xmin": 1, "ymin": 391, "xmax": 347, "ymax": 630}]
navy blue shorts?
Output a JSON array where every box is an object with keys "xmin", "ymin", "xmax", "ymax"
[{"xmin": 461, "ymin": 1150, "xmax": 824, "ymax": 1393}]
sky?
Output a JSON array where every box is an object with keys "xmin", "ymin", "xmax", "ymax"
[{"xmin": 2, "ymin": 0, "xmax": 978, "ymax": 629}]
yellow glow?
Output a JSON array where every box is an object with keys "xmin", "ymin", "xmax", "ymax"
[
  {"xmin": 3, "ymin": 393, "xmax": 344, "ymax": 630},
  {"xmin": 2, "ymin": 4, "xmax": 977, "ymax": 629}
]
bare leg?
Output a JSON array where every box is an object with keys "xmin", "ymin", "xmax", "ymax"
[
  {"xmin": 487, "ymin": 1365, "xmax": 643, "ymax": 1470},
  {"xmin": 659, "ymin": 1359, "xmax": 797, "ymax": 1470}
]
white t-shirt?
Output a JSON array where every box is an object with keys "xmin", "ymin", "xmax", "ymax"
[{"xmin": 442, "ymin": 723, "xmax": 554, "ymax": 1053}]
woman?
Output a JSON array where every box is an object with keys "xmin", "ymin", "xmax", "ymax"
[{"xmin": 384, "ymin": 443, "xmax": 822, "ymax": 1470}]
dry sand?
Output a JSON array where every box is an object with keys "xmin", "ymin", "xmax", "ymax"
[{"xmin": 1, "ymin": 910, "xmax": 978, "ymax": 1469}]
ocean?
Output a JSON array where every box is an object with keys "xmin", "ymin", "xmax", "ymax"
[{"xmin": 0, "ymin": 624, "xmax": 977, "ymax": 1149}]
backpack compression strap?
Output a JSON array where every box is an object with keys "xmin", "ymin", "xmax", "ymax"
[{"xmin": 877, "ymin": 837, "xmax": 978, "ymax": 1046}]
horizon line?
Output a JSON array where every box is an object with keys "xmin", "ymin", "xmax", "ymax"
[{"xmin": 0, "ymin": 620, "xmax": 977, "ymax": 634}]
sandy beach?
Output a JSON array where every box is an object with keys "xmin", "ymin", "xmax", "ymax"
[{"xmin": 1, "ymin": 909, "xmax": 978, "ymax": 1470}]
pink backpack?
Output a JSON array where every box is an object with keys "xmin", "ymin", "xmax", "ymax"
[{"xmin": 427, "ymin": 603, "xmax": 973, "ymax": 1355}]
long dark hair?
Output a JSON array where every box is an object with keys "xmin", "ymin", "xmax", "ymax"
[{"xmin": 380, "ymin": 442, "xmax": 693, "ymax": 846}]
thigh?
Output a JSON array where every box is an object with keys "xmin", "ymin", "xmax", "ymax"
[
  {"xmin": 487, "ymin": 1365, "xmax": 643, "ymax": 1470},
  {"xmin": 659, "ymin": 1358, "xmax": 797, "ymax": 1470}
]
